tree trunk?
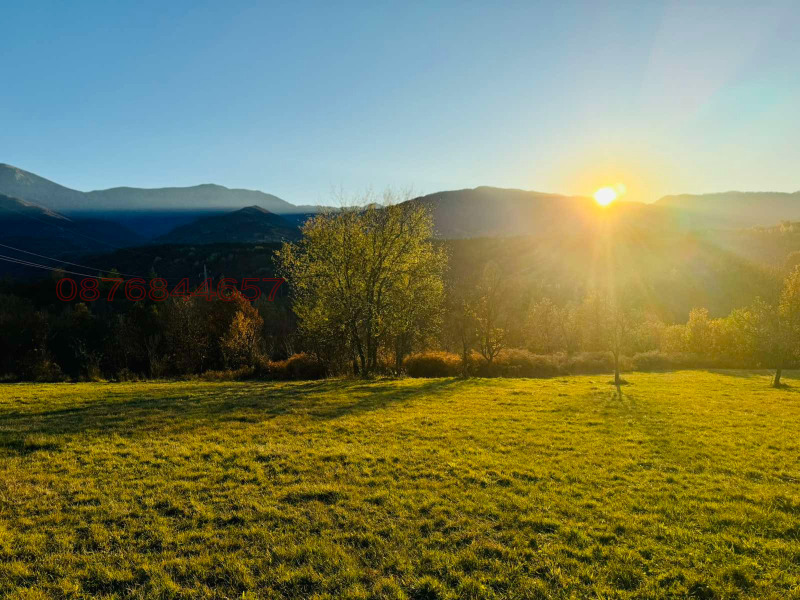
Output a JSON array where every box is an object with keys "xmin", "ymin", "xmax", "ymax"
[
  {"xmin": 773, "ymin": 367, "xmax": 782, "ymax": 388},
  {"xmin": 460, "ymin": 336, "xmax": 470, "ymax": 378},
  {"xmin": 613, "ymin": 352, "xmax": 621, "ymax": 388}
]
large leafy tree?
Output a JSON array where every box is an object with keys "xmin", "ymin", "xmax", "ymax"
[
  {"xmin": 753, "ymin": 266, "xmax": 800, "ymax": 387},
  {"xmin": 473, "ymin": 261, "xmax": 507, "ymax": 364},
  {"xmin": 277, "ymin": 194, "xmax": 446, "ymax": 376}
]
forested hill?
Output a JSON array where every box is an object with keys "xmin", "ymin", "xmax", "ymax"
[
  {"xmin": 155, "ymin": 207, "xmax": 300, "ymax": 245},
  {"xmin": 69, "ymin": 222, "xmax": 780, "ymax": 322},
  {"xmin": 656, "ymin": 191, "xmax": 800, "ymax": 227}
]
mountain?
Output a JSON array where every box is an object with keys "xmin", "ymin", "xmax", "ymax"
[
  {"xmin": 410, "ymin": 187, "xmax": 593, "ymax": 238},
  {"xmin": 410, "ymin": 186, "xmax": 687, "ymax": 239},
  {"xmin": 656, "ymin": 191, "xmax": 800, "ymax": 227},
  {"xmin": 0, "ymin": 164, "xmax": 89, "ymax": 211},
  {"xmin": 85, "ymin": 184, "xmax": 299, "ymax": 213},
  {"xmin": 0, "ymin": 163, "xmax": 320, "ymax": 215},
  {"xmin": 0, "ymin": 193, "xmax": 143, "ymax": 276},
  {"xmin": 156, "ymin": 206, "xmax": 300, "ymax": 245},
  {"xmin": 0, "ymin": 192, "xmax": 71, "ymax": 231},
  {"xmin": 410, "ymin": 186, "xmax": 800, "ymax": 239}
]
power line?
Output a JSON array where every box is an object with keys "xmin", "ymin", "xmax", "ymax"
[
  {"xmin": 1, "ymin": 199, "xmax": 178, "ymax": 266},
  {"xmin": 0, "ymin": 254, "xmax": 102, "ymax": 279},
  {"xmin": 0, "ymin": 242, "xmax": 149, "ymax": 279}
]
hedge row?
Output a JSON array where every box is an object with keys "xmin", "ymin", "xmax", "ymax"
[{"xmin": 403, "ymin": 349, "xmax": 725, "ymax": 378}]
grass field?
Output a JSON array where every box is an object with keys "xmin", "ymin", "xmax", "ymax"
[{"xmin": 1, "ymin": 372, "xmax": 799, "ymax": 599}]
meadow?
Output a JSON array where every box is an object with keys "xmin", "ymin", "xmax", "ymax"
[{"xmin": 0, "ymin": 372, "xmax": 799, "ymax": 599}]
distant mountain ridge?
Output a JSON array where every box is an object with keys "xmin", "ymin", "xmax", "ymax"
[
  {"xmin": 409, "ymin": 186, "xmax": 597, "ymax": 238},
  {"xmin": 2, "ymin": 163, "xmax": 799, "ymax": 241},
  {"xmin": 0, "ymin": 163, "xmax": 320, "ymax": 214},
  {"xmin": 656, "ymin": 191, "xmax": 800, "ymax": 227},
  {"xmin": 156, "ymin": 206, "xmax": 300, "ymax": 245},
  {"xmin": 0, "ymin": 192, "xmax": 143, "ymax": 267}
]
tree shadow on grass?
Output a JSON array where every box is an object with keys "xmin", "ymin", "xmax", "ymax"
[
  {"xmin": 704, "ymin": 368, "xmax": 800, "ymax": 381},
  {"xmin": 703, "ymin": 369, "xmax": 800, "ymax": 391},
  {"xmin": 0, "ymin": 378, "xmax": 465, "ymax": 451}
]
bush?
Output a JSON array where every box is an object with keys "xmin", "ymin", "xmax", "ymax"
[
  {"xmin": 631, "ymin": 351, "xmax": 701, "ymax": 372},
  {"xmin": 472, "ymin": 349, "xmax": 563, "ymax": 378},
  {"xmin": 404, "ymin": 351, "xmax": 461, "ymax": 377},
  {"xmin": 29, "ymin": 358, "xmax": 67, "ymax": 383},
  {"xmin": 563, "ymin": 351, "xmax": 620, "ymax": 375},
  {"xmin": 114, "ymin": 367, "xmax": 141, "ymax": 382},
  {"xmin": 286, "ymin": 353, "xmax": 326, "ymax": 379},
  {"xmin": 267, "ymin": 353, "xmax": 326, "ymax": 380},
  {"xmin": 199, "ymin": 367, "xmax": 256, "ymax": 381}
]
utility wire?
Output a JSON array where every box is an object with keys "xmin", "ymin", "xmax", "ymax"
[
  {"xmin": 0, "ymin": 254, "xmax": 103, "ymax": 279},
  {"xmin": 1, "ymin": 199, "xmax": 179, "ymax": 266},
  {"xmin": 0, "ymin": 242, "xmax": 151, "ymax": 279}
]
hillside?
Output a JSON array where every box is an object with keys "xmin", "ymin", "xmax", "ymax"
[
  {"xmin": 0, "ymin": 164, "xmax": 89, "ymax": 211},
  {"xmin": 0, "ymin": 163, "xmax": 318, "ymax": 214},
  {"xmin": 410, "ymin": 186, "xmax": 710, "ymax": 239},
  {"xmin": 156, "ymin": 206, "xmax": 300, "ymax": 245},
  {"xmin": 0, "ymin": 193, "xmax": 143, "ymax": 274},
  {"xmin": 81, "ymin": 243, "xmax": 282, "ymax": 284},
  {"xmin": 85, "ymin": 185, "xmax": 299, "ymax": 213},
  {"xmin": 657, "ymin": 191, "xmax": 800, "ymax": 227},
  {"xmin": 74, "ymin": 220, "xmax": 784, "ymax": 321}
]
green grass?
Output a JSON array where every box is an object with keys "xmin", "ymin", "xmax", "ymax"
[{"xmin": 1, "ymin": 372, "xmax": 799, "ymax": 599}]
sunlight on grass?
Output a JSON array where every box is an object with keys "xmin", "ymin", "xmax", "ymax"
[{"xmin": 0, "ymin": 372, "xmax": 798, "ymax": 598}]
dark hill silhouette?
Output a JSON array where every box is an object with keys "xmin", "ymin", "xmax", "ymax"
[
  {"xmin": 0, "ymin": 193, "xmax": 143, "ymax": 275},
  {"xmin": 156, "ymin": 206, "xmax": 300, "ymax": 244},
  {"xmin": 407, "ymin": 186, "xmax": 699, "ymax": 238}
]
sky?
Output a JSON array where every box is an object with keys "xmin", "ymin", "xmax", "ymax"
[{"xmin": 2, "ymin": 1, "xmax": 799, "ymax": 206}]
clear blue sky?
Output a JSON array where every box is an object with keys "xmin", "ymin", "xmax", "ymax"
[{"xmin": 2, "ymin": 1, "xmax": 799, "ymax": 205}]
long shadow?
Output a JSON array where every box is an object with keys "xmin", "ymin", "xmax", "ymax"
[
  {"xmin": 0, "ymin": 378, "xmax": 465, "ymax": 450},
  {"xmin": 311, "ymin": 377, "xmax": 463, "ymax": 419},
  {"xmin": 704, "ymin": 368, "xmax": 800, "ymax": 381}
]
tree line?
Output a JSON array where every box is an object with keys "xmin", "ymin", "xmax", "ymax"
[{"xmin": 2, "ymin": 192, "xmax": 800, "ymax": 386}]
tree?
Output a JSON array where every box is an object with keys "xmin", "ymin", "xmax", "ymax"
[
  {"xmin": 579, "ymin": 287, "xmax": 637, "ymax": 390},
  {"xmin": 576, "ymin": 291, "xmax": 609, "ymax": 352},
  {"xmin": 608, "ymin": 294, "xmax": 636, "ymax": 389},
  {"xmin": 684, "ymin": 308, "xmax": 713, "ymax": 357},
  {"xmin": 525, "ymin": 297, "xmax": 562, "ymax": 354},
  {"xmin": 444, "ymin": 282, "xmax": 478, "ymax": 377},
  {"xmin": 754, "ymin": 266, "xmax": 800, "ymax": 387},
  {"xmin": 221, "ymin": 295, "xmax": 265, "ymax": 369},
  {"xmin": 384, "ymin": 261, "xmax": 444, "ymax": 372},
  {"xmin": 277, "ymin": 192, "xmax": 446, "ymax": 376},
  {"xmin": 473, "ymin": 262, "xmax": 506, "ymax": 364}
]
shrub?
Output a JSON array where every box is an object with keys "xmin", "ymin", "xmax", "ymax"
[
  {"xmin": 631, "ymin": 351, "xmax": 700, "ymax": 372},
  {"xmin": 471, "ymin": 349, "xmax": 564, "ymax": 378},
  {"xmin": 114, "ymin": 367, "xmax": 141, "ymax": 382},
  {"xmin": 266, "ymin": 358, "xmax": 290, "ymax": 379},
  {"xmin": 404, "ymin": 351, "xmax": 461, "ymax": 377},
  {"xmin": 286, "ymin": 353, "xmax": 326, "ymax": 379},
  {"xmin": 563, "ymin": 352, "xmax": 620, "ymax": 375},
  {"xmin": 199, "ymin": 367, "xmax": 256, "ymax": 381},
  {"xmin": 30, "ymin": 358, "xmax": 67, "ymax": 383},
  {"xmin": 267, "ymin": 353, "xmax": 326, "ymax": 380}
]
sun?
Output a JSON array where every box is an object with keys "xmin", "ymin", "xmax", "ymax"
[{"xmin": 593, "ymin": 186, "xmax": 618, "ymax": 206}]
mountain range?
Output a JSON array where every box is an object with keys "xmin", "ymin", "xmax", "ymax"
[
  {"xmin": 4, "ymin": 163, "xmax": 800, "ymax": 234},
  {"xmin": 1, "ymin": 162, "xmax": 800, "ymax": 278},
  {"xmin": 0, "ymin": 163, "xmax": 319, "ymax": 214}
]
